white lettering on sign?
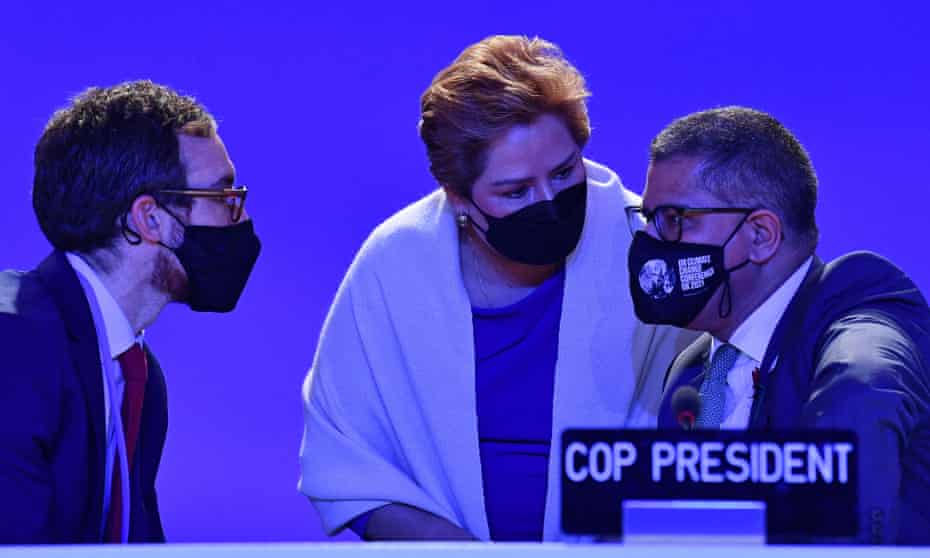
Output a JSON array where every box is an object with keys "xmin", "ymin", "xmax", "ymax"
[
  {"xmin": 700, "ymin": 442, "xmax": 725, "ymax": 483},
  {"xmin": 565, "ymin": 442, "xmax": 588, "ymax": 482},
  {"xmin": 567, "ymin": 440, "xmax": 854, "ymax": 485},
  {"xmin": 613, "ymin": 442, "xmax": 637, "ymax": 481},
  {"xmin": 589, "ymin": 443, "xmax": 612, "ymax": 482},
  {"xmin": 725, "ymin": 442, "xmax": 750, "ymax": 483},
  {"xmin": 784, "ymin": 442, "xmax": 806, "ymax": 484},
  {"xmin": 677, "ymin": 442, "xmax": 700, "ymax": 482},
  {"xmin": 565, "ymin": 442, "xmax": 638, "ymax": 483},
  {"xmin": 809, "ymin": 441, "xmax": 832, "ymax": 483},
  {"xmin": 835, "ymin": 443, "xmax": 852, "ymax": 483},
  {"xmin": 760, "ymin": 442, "xmax": 783, "ymax": 483},
  {"xmin": 652, "ymin": 442, "xmax": 674, "ymax": 482}
]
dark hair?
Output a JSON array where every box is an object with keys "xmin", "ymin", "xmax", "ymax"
[
  {"xmin": 650, "ymin": 106, "xmax": 819, "ymax": 247},
  {"xmin": 419, "ymin": 35, "xmax": 590, "ymax": 197},
  {"xmin": 32, "ymin": 80, "xmax": 216, "ymax": 253}
]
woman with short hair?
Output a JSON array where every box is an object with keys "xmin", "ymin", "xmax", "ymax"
[{"xmin": 299, "ymin": 35, "xmax": 692, "ymax": 542}]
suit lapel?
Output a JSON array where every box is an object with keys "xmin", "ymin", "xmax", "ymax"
[
  {"xmin": 35, "ymin": 252, "xmax": 107, "ymax": 517},
  {"xmin": 660, "ymin": 334, "xmax": 711, "ymax": 427},
  {"xmin": 750, "ymin": 256, "xmax": 826, "ymax": 429},
  {"xmin": 668, "ymin": 334, "xmax": 712, "ymax": 389}
]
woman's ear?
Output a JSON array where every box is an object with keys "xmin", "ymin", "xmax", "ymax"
[
  {"xmin": 746, "ymin": 209, "xmax": 783, "ymax": 264},
  {"xmin": 442, "ymin": 183, "xmax": 467, "ymax": 214},
  {"xmin": 442, "ymin": 183, "xmax": 489, "ymax": 233}
]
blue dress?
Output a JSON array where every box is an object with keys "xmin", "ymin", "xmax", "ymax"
[
  {"xmin": 349, "ymin": 268, "xmax": 565, "ymax": 540},
  {"xmin": 472, "ymin": 268, "xmax": 565, "ymax": 541}
]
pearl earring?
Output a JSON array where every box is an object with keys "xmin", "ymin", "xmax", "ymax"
[{"xmin": 456, "ymin": 213, "xmax": 468, "ymax": 229}]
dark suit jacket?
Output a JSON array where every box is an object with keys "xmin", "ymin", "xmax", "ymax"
[
  {"xmin": 0, "ymin": 252, "xmax": 168, "ymax": 543},
  {"xmin": 659, "ymin": 252, "xmax": 930, "ymax": 544}
]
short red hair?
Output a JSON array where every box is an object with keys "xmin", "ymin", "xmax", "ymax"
[{"xmin": 419, "ymin": 35, "xmax": 591, "ymax": 196}]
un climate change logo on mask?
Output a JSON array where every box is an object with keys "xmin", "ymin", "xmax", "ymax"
[{"xmin": 638, "ymin": 259, "xmax": 675, "ymax": 300}]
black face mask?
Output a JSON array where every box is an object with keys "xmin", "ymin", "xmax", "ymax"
[
  {"xmin": 468, "ymin": 180, "xmax": 587, "ymax": 266},
  {"xmin": 159, "ymin": 212, "xmax": 261, "ymax": 313},
  {"xmin": 627, "ymin": 217, "xmax": 750, "ymax": 327}
]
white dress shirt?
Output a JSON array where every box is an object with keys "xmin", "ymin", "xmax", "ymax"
[
  {"xmin": 709, "ymin": 257, "xmax": 813, "ymax": 430},
  {"xmin": 66, "ymin": 252, "xmax": 142, "ymax": 542}
]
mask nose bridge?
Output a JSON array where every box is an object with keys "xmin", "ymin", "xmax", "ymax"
[{"xmin": 537, "ymin": 181, "xmax": 557, "ymax": 202}]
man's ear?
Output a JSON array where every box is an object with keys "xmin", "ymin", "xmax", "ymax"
[
  {"xmin": 745, "ymin": 209, "xmax": 782, "ymax": 264},
  {"xmin": 126, "ymin": 195, "xmax": 166, "ymax": 244}
]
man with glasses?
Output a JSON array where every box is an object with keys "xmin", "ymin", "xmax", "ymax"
[
  {"xmin": 0, "ymin": 81, "xmax": 260, "ymax": 543},
  {"xmin": 625, "ymin": 106, "xmax": 930, "ymax": 544}
]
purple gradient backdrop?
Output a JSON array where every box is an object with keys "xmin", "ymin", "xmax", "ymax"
[{"xmin": 1, "ymin": 0, "xmax": 927, "ymax": 543}]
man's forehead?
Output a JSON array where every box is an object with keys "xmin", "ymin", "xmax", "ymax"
[
  {"xmin": 643, "ymin": 156, "xmax": 717, "ymax": 207},
  {"xmin": 178, "ymin": 132, "xmax": 235, "ymax": 189}
]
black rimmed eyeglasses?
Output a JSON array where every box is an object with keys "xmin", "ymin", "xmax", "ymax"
[
  {"xmin": 625, "ymin": 205, "xmax": 755, "ymax": 243},
  {"xmin": 158, "ymin": 186, "xmax": 249, "ymax": 223}
]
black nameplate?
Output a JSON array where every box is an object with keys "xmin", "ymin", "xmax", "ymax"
[{"xmin": 561, "ymin": 429, "xmax": 858, "ymax": 539}]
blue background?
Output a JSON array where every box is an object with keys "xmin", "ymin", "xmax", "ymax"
[{"xmin": 1, "ymin": 0, "xmax": 927, "ymax": 543}]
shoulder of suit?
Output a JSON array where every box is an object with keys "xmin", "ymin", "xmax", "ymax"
[
  {"xmin": 0, "ymin": 266, "xmax": 77, "ymax": 379},
  {"xmin": 820, "ymin": 251, "xmax": 916, "ymax": 292},
  {"xmin": 0, "ymin": 297, "xmax": 66, "ymax": 376},
  {"xmin": 0, "ymin": 268, "xmax": 61, "ymax": 325},
  {"xmin": 808, "ymin": 251, "xmax": 927, "ymax": 335}
]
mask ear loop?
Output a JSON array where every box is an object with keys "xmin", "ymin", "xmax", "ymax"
[
  {"xmin": 718, "ymin": 259, "xmax": 751, "ymax": 318},
  {"xmin": 718, "ymin": 276, "xmax": 732, "ymax": 319},
  {"xmin": 717, "ymin": 211, "xmax": 755, "ymax": 319},
  {"xmin": 120, "ymin": 214, "xmax": 142, "ymax": 245},
  {"xmin": 461, "ymin": 196, "xmax": 492, "ymax": 235},
  {"xmin": 464, "ymin": 212, "xmax": 489, "ymax": 235},
  {"xmin": 120, "ymin": 195, "xmax": 185, "ymax": 247},
  {"xmin": 155, "ymin": 200, "xmax": 187, "ymax": 252}
]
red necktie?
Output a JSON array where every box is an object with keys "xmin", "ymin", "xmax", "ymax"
[{"xmin": 105, "ymin": 343, "xmax": 148, "ymax": 543}]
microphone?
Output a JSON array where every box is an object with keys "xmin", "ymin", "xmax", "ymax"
[{"xmin": 671, "ymin": 386, "xmax": 701, "ymax": 431}]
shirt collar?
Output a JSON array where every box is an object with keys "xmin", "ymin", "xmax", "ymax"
[
  {"xmin": 711, "ymin": 256, "xmax": 813, "ymax": 363},
  {"xmin": 66, "ymin": 252, "xmax": 142, "ymax": 359}
]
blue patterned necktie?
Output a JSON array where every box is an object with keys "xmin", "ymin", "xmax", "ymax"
[{"xmin": 696, "ymin": 343, "xmax": 740, "ymax": 429}]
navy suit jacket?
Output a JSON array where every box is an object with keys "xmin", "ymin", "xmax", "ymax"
[
  {"xmin": 659, "ymin": 252, "xmax": 930, "ymax": 544},
  {"xmin": 0, "ymin": 252, "xmax": 167, "ymax": 543}
]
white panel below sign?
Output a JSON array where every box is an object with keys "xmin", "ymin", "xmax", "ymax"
[{"xmin": 622, "ymin": 499, "xmax": 766, "ymax": 545}]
